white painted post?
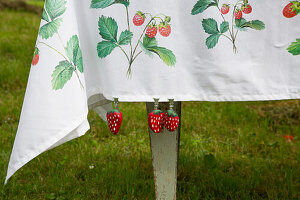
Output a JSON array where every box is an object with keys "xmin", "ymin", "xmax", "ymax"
[{"xmin": 146, "ymin": 102, "xmax": 181, "ymax": 200}]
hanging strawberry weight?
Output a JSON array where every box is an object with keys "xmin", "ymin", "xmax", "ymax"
[
  {"xmin": 164, "ymin": 99, "xmax": 179, "ymax": 132},
  {"xmin": 148, "ymin": 98, "xmax": 164, "ymax": 133},
  {"xmin": 107, "ymin": 98, "xmax": 122, "ymax": 135}
]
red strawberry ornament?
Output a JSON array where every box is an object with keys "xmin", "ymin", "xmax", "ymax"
[
  {"xmin": 242, "ymin": 4, "xmax": 252, "ymax": 14},
  {"xmin": 283, "ymin": 2, "xmax": 300, "ymax": 18},
  {"xmin": 32, "ymin": 47, "xmax": 39, "ymax": 66},
  {"xmin": 148, "ymin": 99, "xmax": 164, "ymax": 133},
  {"xmin": 133, "ymin": 11, "xmax": 145, "ymax": 26},
  {"xmin": 164, "ymin": 99, "xmax": 179, "ymax": 132},
  {"xmin": 146, "ymin": 24, "xmax": 158, "ymax": 38},
  {"xmin": 148, "ymin": 110, "xmax": 164, "ymax": 133},
  {"xmin": 106, "ymin": 98, "xmax": 122, "ymax": 135},
  {"xmin": 221, "ymin": 4, "xmax": 230, "ymax": 15},
  {"xmin": 107, "ymin": 109, "xmax": 122, "ymax": 134},
  {"xmin": 234, "ymin": 9, "xmax": 243, "ymax": 19},
  {"xmin": 164, "ymin": 110, "xmax": 179, "ymax": 132},
  {"xmin": 159, "ymin": 23, "xmax": 171, "ymax": 37}
]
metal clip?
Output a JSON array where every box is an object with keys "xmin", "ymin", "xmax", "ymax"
[
  {"xmin": 169, "ymin": 99, "xmax": 174, "ymax": 110},
  {"xmin": 114, "ymin": 98, "xmax": 119, "ymax": 110},
  {"xmin": 154, "ymin": 98, "xmax": 159, "ymax": 110}
]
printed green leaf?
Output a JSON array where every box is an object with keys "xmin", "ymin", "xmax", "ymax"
[
  {"xmin": 139, "ymin": 42, "xmax": 153, "ymax": 57},
  {"xmin": 140, "ymin": 35, "xmax": 158, "ymax": 57},
  {"xmin": 220, "ymin": 21, "xmax": 229, "ymax": 33},
  {"xmin": 287, "ymin": 39, "xmax": 300, "ymax": 56},
  {"xmin": 235, "ymin": 18, "xmax": 247, "ymax": 31},
  {"xmin": 242, "ymin": 20, "xmax": 265, "ymax": 30},
  {"xmin": 148, "ymin": 46, "xmax": 176, "ymax": 66},
  {"xmin": 98, "ymin": 16, "xmax": 118, "ymax": 42},
  {"xmin": 97, "ymin": 41, "xmax": 117, "ymax": 58},
  {"xmin": 202, "ymin": 18, "xmax": 219, "ymax": 34},
  {"xmin": 114, "ymin": 0, "xmax": 129, "ymax": 7},
  {"xmin": 90, "ymin": 0, "xmax": 114, "ymax": 8},
  {"xmin": 118, "ymin": 30, "xmax": 133, "ymax": 45},
  {"xmin": 39, "ymin": 18, "xmax": 63, "ymax": 39},
  {"xmin": 66, "ymin": 35, "xmax": 83, "ymax": 72},
  {"xmin": 191, "ymin": 0, "xmax": 216, "ymax": 15},
  {"xmin": 44, "ymin": 0, "xmax": 67, "ymax": 21},
  {"xmin": 90, "ymin": 0, "xmax": 129, "ymax": 8},
  {"xmin": 142, "ymin": 35, "xmax": 158, "ymax": 48},
  {"xmin": 208, "ymin": 2, "xmax": 218, "ymax": 7},
  {"xmin": 51, "ymin": 60, "xmax": 74, "ymax": 90},
  {"xmin": 42, "ymin": 9, "xmax": 50, "ymax": 22},
  {"xmin": 235, "ymin": 18, "xmax": 247, "ymax": 27},
  {"xmin": 206, "ymin": 34, "xmax": 221, "ymax": 49}
]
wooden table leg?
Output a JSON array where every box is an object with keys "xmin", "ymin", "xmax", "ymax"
[{"xmin": 146, "ymin": 102, "xmax": 181, "ymax": 200}]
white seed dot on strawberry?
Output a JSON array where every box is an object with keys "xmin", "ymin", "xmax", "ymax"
[
  {"xmin": 152, "ymin": 125, "xmax": 154, "ymax": 128},
  {"xmin": 116, "ymin": 119, "xmax": 118, "ymax": 122}
]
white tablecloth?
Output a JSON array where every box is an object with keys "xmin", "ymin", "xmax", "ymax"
[{"xmin": 5, "ymin": 0, "xmax": 300, "ymax": 183}]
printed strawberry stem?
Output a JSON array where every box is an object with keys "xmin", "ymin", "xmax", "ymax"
[
  {"xmin": 116, "ymin": 42, "xmax": 130, "ymax": 61},
  {"xmin": 127, "ymin": 15, "xmax": 165, "ymax": 78},
  {"xmin": 123, "ymin": 7, "xmax": 163, "ymax": 77},
  {"xmin": 217, "ymin": 2, "xmax": 238, "ymax": 53},
  {"xmin": 231, "ymin": 1, "xmax": 244, "ymax": 53},
  {"xmin": 37, "ymin": 41, "xmax": 84, "ymax": 90},
  {"xmin": 126, "ymin": 6, "xmax": 133, "ymax": 58},
  {"xmin": 37, "ymin": 41, "xmax": 67, "ymax": 60}
]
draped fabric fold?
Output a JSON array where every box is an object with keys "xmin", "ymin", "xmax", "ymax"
[{"xmin": 5, "ymin": 0, "xmax": 300, "ymax": 183}]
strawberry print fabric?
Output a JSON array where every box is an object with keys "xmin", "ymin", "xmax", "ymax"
[{"xmin": 6, "ymin": 0, "xmax": 300, "ymax": 183}]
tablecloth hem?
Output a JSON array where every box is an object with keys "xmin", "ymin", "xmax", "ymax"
[
  {"xmin": 88, "ymin": 88, "xmax": 300, "ymax": 102},
  {"xmin": 4, "ymin": 115, "xmax": 89, "ymax": 185}
]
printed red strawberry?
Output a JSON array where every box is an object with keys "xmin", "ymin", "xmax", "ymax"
[
  {"xmin": 159, "ymin": 23, "xmax": 171, "ymax": 37},
  {"xmin": 221, "ymin": 4, "xmax": 230, "ymax": 14},
  {"xmin": 146, "ymin": 24, "xmax": 158, "ymax": 38},
  {"xmin": 164, "ymin": 110, "xmax": 179, "ymax": 132},
  {"xmin": 106, "ymin": 109, "xmax": 122, "ymax": 135},
  {"xmin": 283, "ymin": 2, "xmax": 300, "ymax": 18},
  {"xmin": 234, "ymin": 9, "xmax": 243, "ymax": 19},
  {"xmin": 148, "ymin": 109, "xmax": 164, "ymax": 133},
  {"xmin": 31, "ymin": 47, "xmax": 39, "ymax": 66},
  {"xmin": 242, "ymin": 4, "xmax": 252, "ymax": 14},
  {"xmin": 133, "ymin": 11, "xmax": 145, "ymax": 26}
]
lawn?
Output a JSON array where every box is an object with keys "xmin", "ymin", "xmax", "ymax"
[{"xmin": 0, "ymin": 5, "xmax": 299, "ymax": 200}]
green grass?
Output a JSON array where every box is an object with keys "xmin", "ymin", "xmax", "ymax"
[
  {"xmin": 0, "ymin": 9, "xmax": 299, "ymax": 200},
  {"xmin": 26, "ymin": 0, "xmax": 44, "ymax": 7}
]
